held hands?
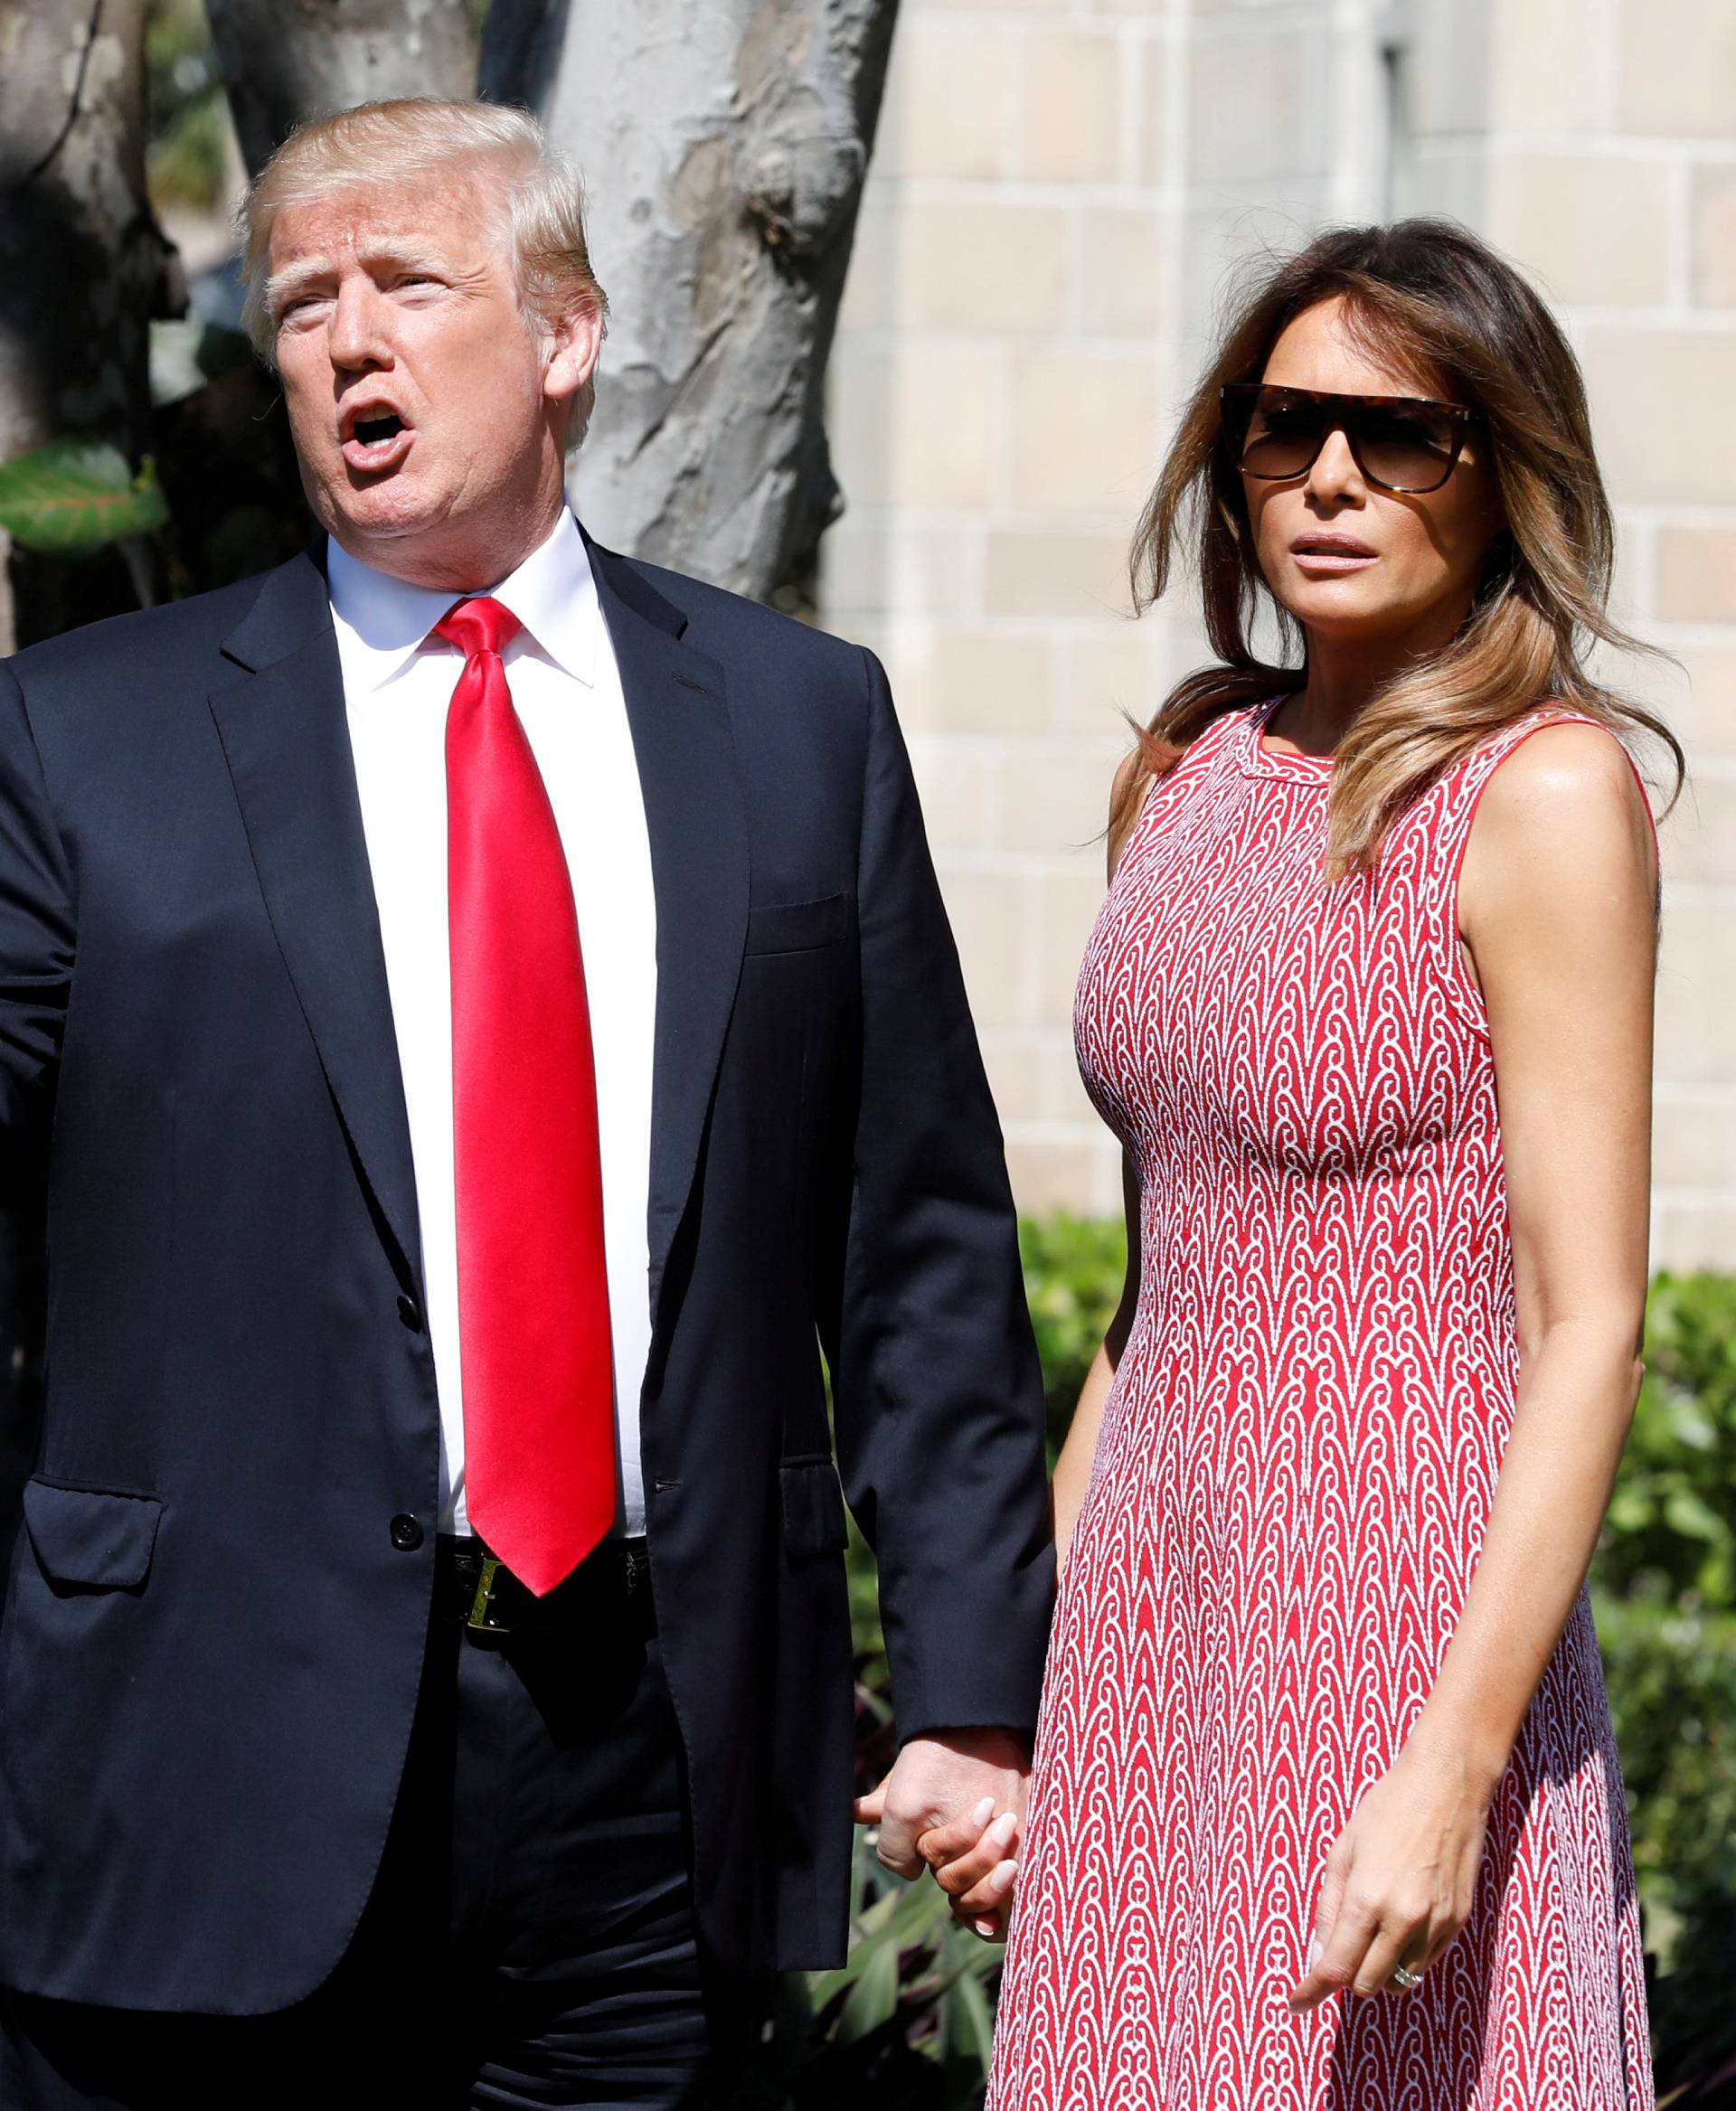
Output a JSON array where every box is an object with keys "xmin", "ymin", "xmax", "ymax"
[
  {"xmin": 1288, "ymin": 1725, "xmax": 1499, "ymax": 2012},
  {"xmin": 854, "ymin": 1728, "xmax": 1030, "ymax": 1943}
]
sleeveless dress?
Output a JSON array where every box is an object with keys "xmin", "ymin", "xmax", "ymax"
[{"xmin": 987, "ymin": 699, "xmax": 1654, "ymax": 2111}]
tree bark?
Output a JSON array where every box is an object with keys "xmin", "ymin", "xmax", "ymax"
[
  {"xmin": 483, "ymin": 0, "xmax": 900, "ymax": 602},
  {"xmin": 0, "ymin": 0, "xmax": 181, "ymax": 648},
  {"xmin": 207, "ymin": 0, "xmax": 479, "ymax": 175}
]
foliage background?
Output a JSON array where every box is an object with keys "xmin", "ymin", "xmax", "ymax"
[{"xmin": 765, "ymin": 1226, "xmax": 1736, "ymax": 2111}]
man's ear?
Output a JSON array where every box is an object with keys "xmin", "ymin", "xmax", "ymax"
[{"xmin": 542, "ymin": 303, "xmax": 603, "ymax": 413}]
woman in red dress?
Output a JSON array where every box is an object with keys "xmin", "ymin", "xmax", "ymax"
[{"xmin": 939, "ymin": 222, "xmax": 1680, "ymax": 2107}]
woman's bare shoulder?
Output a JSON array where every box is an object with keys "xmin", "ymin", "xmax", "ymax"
[
  {"xmin": 1477, "ymin": 718, "xmax": 1648, "ymax": 844},
  {"xmin": 1481, "ymin": 716, "xmax": 1638, "ymax": 809},
  {"xmin": 1465, "ymin": 717, "xmax": 1655, "ymax": 912}
]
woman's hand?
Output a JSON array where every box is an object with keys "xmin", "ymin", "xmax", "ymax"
[
  {"xmin": 1288, "ymin": 1727, "xmax": 1499, "ymax": 2011},
  {"xmin": 916, "ymin": 1796, "xmax": 1023, "ymax": 1943}
]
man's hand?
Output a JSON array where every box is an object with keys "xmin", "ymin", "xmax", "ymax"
[{"xmin": 854, "ymin": 1728, "xmax": 1029, "ymax": 1940}]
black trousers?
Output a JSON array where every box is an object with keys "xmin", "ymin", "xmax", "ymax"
[{"xmin": 1, "ymin": 1544, "xmax": 763, "ymax": 2108}]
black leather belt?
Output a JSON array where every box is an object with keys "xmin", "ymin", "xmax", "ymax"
[{"xmin": 436, "ymin": 1533, "xmax": 655, "ymax": 1639}]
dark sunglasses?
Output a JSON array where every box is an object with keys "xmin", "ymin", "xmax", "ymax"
[{"xmin": 1220, "ymin": 383, "xmax": 1480, "ymax": 495}]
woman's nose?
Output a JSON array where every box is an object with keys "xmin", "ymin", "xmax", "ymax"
[{"xmin": 1307, "ymin": 426, "xmax": 1366, "ymax": 504}]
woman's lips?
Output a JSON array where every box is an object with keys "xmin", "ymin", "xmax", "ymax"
[{"xmin": 1291, "ymin": 542, "xmax": 1378, "ymax": 574}]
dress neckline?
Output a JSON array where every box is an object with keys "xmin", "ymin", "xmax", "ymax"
[{"xmin": 1240, "ymin": 695, "xmax": 1336, "ymax": 784}]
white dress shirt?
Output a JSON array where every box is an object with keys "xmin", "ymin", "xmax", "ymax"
[{"xmin": 329, "ymin": 512, "xmax": 656, "ymax": 1537}]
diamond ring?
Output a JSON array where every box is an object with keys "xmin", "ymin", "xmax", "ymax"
[{"xmin": 1390, "ymin": 1962, "xmax": 1424, "ymax": 1993}]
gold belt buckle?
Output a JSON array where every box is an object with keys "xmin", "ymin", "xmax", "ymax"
[{"xmin": 466, "ymin": 1553, "xmax": 512, "ymax": 1635}]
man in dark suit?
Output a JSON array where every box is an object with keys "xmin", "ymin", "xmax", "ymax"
[{"xmin": 0, "ymin": 97, "xmax": 1052, "ymax": 2109}]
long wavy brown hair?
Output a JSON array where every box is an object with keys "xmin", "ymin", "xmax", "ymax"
[{"xmin": 1113, "ymin": 219, "xmax": 1683, "ymax": 877}]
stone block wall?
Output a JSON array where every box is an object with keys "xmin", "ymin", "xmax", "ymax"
[
  {"xmin": 822, "ymin": 0, "xmax": 1736, "ymax": 1264},
  {"xmin": 1398, "ymin": 0, "xmax": 1736, "ymax": 1268}
]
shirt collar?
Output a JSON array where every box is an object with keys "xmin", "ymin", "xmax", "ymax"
[{"xmin": 326, "ymin": 508, "xmax": 599, "ymax": 696}]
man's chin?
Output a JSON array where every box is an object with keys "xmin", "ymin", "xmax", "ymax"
[
  {"xmin": 319, "ymin": 479, "xmax": 447, "ymax": 548},
  {"xmin": 317, "ymin": 490, "xmax": 499, "ymax": 590}
]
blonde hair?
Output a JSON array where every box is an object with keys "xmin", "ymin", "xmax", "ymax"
[
  {"xmin": 237, "ymin": 99, "xmax": 608, "ymax": 438},
  {"xmin": 1117, "ymin": 220, "xmax": 1683, "ymax": 879}
]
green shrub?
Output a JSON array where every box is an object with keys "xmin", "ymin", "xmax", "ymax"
[
  {"xmin": 1591, "ymin": 1271, "xmax": 1736, "ymax": 2102},
  {"xmin": 1595, "ymin": 1593, "xmax": 1736, "ymax": 1944},
  {"xmin": 769, "ymin": 1236, "xmax": 1736, "ymax": 2108},
  {"xmin": 1599, "ymin": 1272, "xmax": 1736, "ymax": 1613},
  {"xmin": 1017, "ymin": 1211, "xmax": 1127, "ymax": 1462},
  {"xmin": 750, "ymin": 1830, "xmax": 1004, "ymax": 2111}
]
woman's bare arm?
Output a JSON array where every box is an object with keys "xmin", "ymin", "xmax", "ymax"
[
  {"xmin": 1416, "ymin": 721, "xmax": 1655, "ymax": 1775},
  {"xmin": 1291, "ymin": 720, "xmax": 1656, "ymax": 2009}
]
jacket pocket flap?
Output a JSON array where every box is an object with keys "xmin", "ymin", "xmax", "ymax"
[
  {"xmin": 745, "ymin": 892, "xmax": 852, "ymax": 957},
  {"xmin": 22, "ymin": 1479, "xmax": 163, "ymax": 1589},
  {"xmin": 779, "ymin": 1457, "xmax": 850, "ymax": 1560}
]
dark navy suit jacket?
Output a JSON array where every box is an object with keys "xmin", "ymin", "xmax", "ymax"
[{"xmin": 0, "ymin": 532, "xmax": 1053, "ymax": 2013}]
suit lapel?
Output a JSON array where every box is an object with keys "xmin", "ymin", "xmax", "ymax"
[
  {"xmin": 208, "ymin": 551, "xmax": 424, "ymax": 1295},
  {"xmin": 206, "ymin": 537, "xmax": 748, "ymax": 1325},
  {"xmin": 589, "ymin": 542, "xmax": 750, "ymax": 1319}
]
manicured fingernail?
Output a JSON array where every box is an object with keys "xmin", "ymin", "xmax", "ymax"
[
  {"xmin": 976, "ymin": 1918, "xmax": 999, "ymax": 1939},
  {"xmin": 987, "ymin": 1858, "xmax": 1017, "ymax": 1897},
  {"xmin": 989, "ymin": 1812, "xmax": 1019, "ymax": 1849},
  {"xmin": 970, "ymin": 1798, "xmax": 995, "ymax": 1828}
]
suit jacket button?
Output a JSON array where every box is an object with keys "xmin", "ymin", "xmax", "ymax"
[
  {"xmin": 390, "ymin": 1514, "xmax": 424, "ymax": 1551},
  {"xmin": 396, "ymin": 1295, "xmax": 423, "ymax": 1334}
]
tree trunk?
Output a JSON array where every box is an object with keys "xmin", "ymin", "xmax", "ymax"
[
  {"xmin": 483, "ymin": 0, "xmax": 900, "ymax": 602},
  {"xmin": 0, "ymin": 0, "xmax": 181, "ymax": 648},
  {"xmin": 207, "ymin": 0, "xmax": 479, "ymax": 175}
]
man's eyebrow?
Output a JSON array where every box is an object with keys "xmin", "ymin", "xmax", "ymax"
[
  {"xmin": 262, "ymin": 241, "xmax": 459, "ymax": 319},
  {"xmin": 262, "ymin": 257, "xmax": 334, "ymax": 318},
  {"xmin": 355, "ymin": 240, "xmax": 460, "ymax": 277}
]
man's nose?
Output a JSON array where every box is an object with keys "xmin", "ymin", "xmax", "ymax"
[
  {"xmin": 1306, "ymin": 427, "xmax": 1366, "ymax": 504},
  {"xmin": 327, "ymin": 282, "xmax": 392, "ymax": 372}
]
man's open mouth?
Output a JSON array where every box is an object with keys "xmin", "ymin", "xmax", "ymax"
[{"xmin": 341, "ymin": 408, "xmax": 413, "ymax": 472}]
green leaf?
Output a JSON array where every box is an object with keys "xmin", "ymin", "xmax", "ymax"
[
  {"xmin": 886, "ymin": 1873, "xmax": 950, "ymax": 1946},
  {"xmin": 1664, "ymin": 1485, "xmax": 1725, "ymax": 1544},
  {"xmin": 836, "ymin": 1928, "xmax": 901, "ymax": 2042},
  {"xmin": 1606, "ymin": 1486, "xmax": 1654, "ymax": 1533},
  {"xmin": 948, "ymin": 1958, "xmax": 997, "ymax": 2071},
  {"xmin": 1668, "ymin": 1397, "xmax": 1719, "ymax": 1452},
  {"xmin": 0, "ymin": 441, "xmax": 169, "ymax": 554},
  {"xmin": 806, "ymin": 1882, "xmax": 903, "ymax": 2012}
]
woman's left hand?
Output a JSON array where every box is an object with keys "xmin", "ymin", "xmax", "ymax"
[
  {"xmin": 918, "ymin": 1797, "xmax": 1023, "ymax": 1943},
  {"xmin": 1288, "ymin": 1727, "xmax": 1498, "ymax": 2011}
]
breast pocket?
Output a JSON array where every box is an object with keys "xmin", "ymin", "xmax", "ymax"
[{"xmin": 744, "ymin": 891, "xmax": 853, "ymax": 957}]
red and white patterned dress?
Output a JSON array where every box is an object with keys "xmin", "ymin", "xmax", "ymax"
[{"xmin": 988, "ymin": 699, "xmax": 1653, "ymax": 2111}]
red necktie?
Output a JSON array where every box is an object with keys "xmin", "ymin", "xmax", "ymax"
[{"xmin": 439, "ymin": 596, "xmax": 617, "ymax": 1596}]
